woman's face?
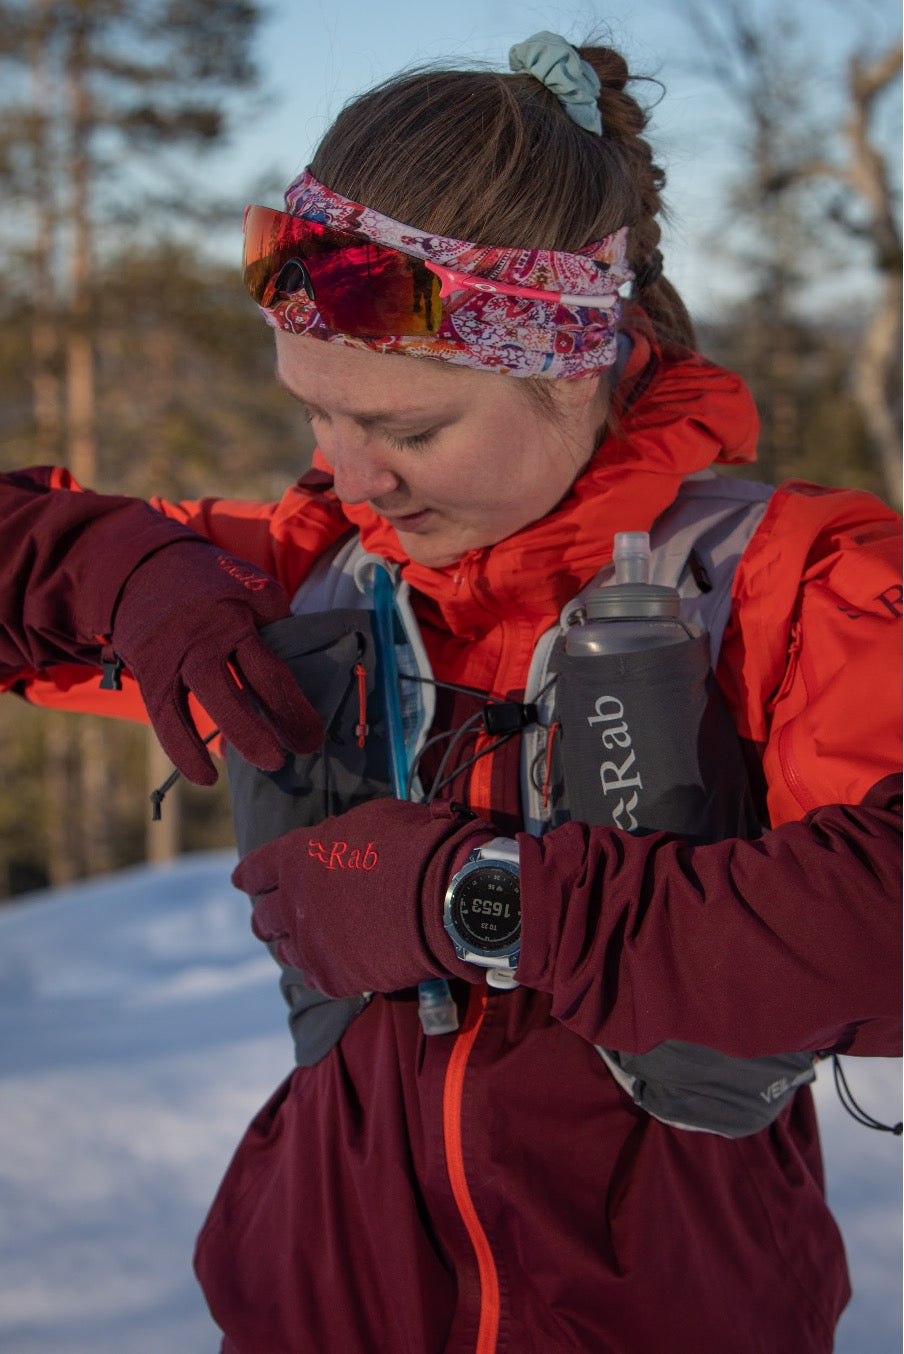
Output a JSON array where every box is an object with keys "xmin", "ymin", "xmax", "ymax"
[{"xmin": 275, "ymin": 332, "xmax": 610, "ymax": 568}]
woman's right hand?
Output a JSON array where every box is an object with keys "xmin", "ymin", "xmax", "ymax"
[
  {"xmin": 109, "ymin": 539, "xmax": 323, "ymax": 784},
  {"xmin": 0, "ymin": 470, "xmax": 322, "ymax": 783}
]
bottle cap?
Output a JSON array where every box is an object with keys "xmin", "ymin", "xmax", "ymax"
[
  {"xmin": 613, "ymin": 531, "xmax": 651, "ymax": 585},
  {"xmin": 584, "ymin": 582, "xmax": 682, "ymax": 620}
]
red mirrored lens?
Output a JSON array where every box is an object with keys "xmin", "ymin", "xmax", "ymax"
[{"xmin": 242, "ymin": 206, "xmax": 443, "ymax": 336}]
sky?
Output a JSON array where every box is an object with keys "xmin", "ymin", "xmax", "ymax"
[
  {"xmin": 0, "ymin": 851, "xmax": 900, "ymax": 1353},
  {"xmin": 201, "ymin": 0, "xmax": 901, "ymax": 320}
]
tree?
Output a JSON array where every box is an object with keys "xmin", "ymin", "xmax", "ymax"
[
  {"xmin": 0, "ymin": 0, "xmax": 270, "ymax": 891},
  {"xmin": 1, "ymin": 0, "xmax": 263, "ymax": 480},
  {"xmin": 837, "ymin": 42, "xmax": 902, "ymax": 504},
  {"xmin": 0, "ymin": 245, "xmax": 317, "ymax": 899},
  {"xmin": 684, "ymin": 0, "xmax": 901, "ymax": 505}
]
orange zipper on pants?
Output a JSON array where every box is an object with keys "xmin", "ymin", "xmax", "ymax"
[{"xmin": 442, "ymin": 986, "xmax": 500, "ymax": 1354}]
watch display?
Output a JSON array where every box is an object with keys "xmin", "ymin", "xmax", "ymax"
[
  {"xmin": 443, "ymin": 838, "xmax": 521, "ymax": 986},
  {"xmin": 447, "ymin": 864, "xmax": 521, "ymax": 953}
]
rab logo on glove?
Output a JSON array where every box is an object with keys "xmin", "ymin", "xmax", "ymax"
[
  {"xmin": 308, "ymin": 839, "xmax": 379, "ymax": 870},
  {"xmin": 216, "ymin": 554, "xmax": 269, "ymax": 592}
]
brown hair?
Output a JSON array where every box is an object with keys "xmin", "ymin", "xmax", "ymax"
[{"xmin": 310, "ymin": 43, "xmax": 695, "ymax": 351}]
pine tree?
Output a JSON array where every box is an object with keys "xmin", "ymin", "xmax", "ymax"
[{"xmin": 0, "ymin": 0, "xmax": 269, "ymax": 893}]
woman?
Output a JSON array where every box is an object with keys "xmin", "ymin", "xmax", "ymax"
[{"xmin": 0, "ymin": 34, "xmax": 900, "ymax": 1354}]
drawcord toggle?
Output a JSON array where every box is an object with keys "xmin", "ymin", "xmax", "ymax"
[{"xmin": 99, "ymin": 642, "xmax": 124, "ymax": 691}]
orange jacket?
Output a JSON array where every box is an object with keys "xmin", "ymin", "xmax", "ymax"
[{"xmin": 9, "ymin": 329, "xmax": 900, "ymax": 831}]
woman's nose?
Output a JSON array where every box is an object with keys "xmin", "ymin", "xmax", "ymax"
[{"xmin": 329, "ymin": 429, "xmax": 402, "ymax": 505}]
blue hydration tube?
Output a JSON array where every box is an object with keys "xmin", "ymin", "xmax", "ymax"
[
  {"xmin": 371, "ymin": 567, "xmax": 459, "ymax": 1036},
  {"xmin": 372, "ymin": 567, "xmax": 408, "ymax": 800}
]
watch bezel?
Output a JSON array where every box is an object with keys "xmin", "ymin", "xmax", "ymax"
[{"xmin": 443, "ymin": 843, "xmax": 521, "ymax": 966}]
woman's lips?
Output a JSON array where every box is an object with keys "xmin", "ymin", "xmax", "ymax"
[{"xmin": 381, "ymin": 509, "xmax": 435, "ymax": 533}]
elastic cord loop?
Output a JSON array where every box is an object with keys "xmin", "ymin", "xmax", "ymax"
[{"xmin": 832, "ymin": 1056, "xmax": 903, "ymax": 1136}]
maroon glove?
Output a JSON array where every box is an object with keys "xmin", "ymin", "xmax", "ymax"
[
  {"xmin": 0, "ymin": 470, "xmax": 321, "ymax": 783},
  {"xmin": 109, "ymin": 540, "xmax": 322, "ymax": 783},
  {"xmin": 232, "ymin": 799, "xmax": 495, "ymax": 997}
]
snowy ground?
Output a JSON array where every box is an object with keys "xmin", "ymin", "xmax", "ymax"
[{"xmin": 0, "ymin": 852, "xmax": 899, "ymax": 1353}]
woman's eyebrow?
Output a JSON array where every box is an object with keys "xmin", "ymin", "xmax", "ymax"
[{"xmin": 275, "ymin": 378, "xmax": 444, "ymax": 428}]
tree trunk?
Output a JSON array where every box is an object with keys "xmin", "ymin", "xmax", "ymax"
[
  {"xmin": 65, "ymin": 15, "xmax": 114, "ymax": 875},
  {"xmin": 850, "ymin": 270, "xmax": 903, "ymax": 509},
  {"xmin": 844, "ymin": 47, "xmax": 903, "ymax": 509},
  {"xmin": 64, "ymin": 16, "xmax": 96, "ymax": 488},
  {"xmin": 43, "ymin": 712, "xmax": 81, "ymax": 887},
  {"xmin": 28, "ymin": 0, "xmax": 63, "ymax": 463},
  {"xmin": 78, "ymin": 720, "xmax": 118, "ymax": 877},
  {"xmin": 28, "ymin": 1, "xmax": 72, "ymax": 886}
]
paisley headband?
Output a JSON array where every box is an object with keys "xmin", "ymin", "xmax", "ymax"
[{"xmin": 259, "ymin": 169, "xmax": 632, "ymax": 379}]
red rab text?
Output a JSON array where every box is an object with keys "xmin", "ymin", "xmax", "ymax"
[{"xmin": 308, "ymin": 839, "xmax": 379, "ymax": 870}]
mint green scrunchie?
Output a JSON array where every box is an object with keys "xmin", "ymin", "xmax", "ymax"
[{"xmin": 508, "ymin": 31, "xmax": 603, "ymax": 135}]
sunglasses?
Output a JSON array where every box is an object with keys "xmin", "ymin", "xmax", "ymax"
[{"xmin": 242, "ymin": 205, "xmax": 618, "ymax": 338}]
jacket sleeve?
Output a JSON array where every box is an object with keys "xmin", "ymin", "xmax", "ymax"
[
  {"xmin": 148, "ymin": 468, "xmax": 352, "ymax": 601},
  {"xmin": 517, "ymin": 486, "xmax": 902, "ymax": 1061},
  {"xmin": 0, "ymin": 466, "xmax": 348, "ymax": 720},
  {"xmin": 0, "ymin": 466, "xmax": 205, "ymax": 680},
  {"xmin": 517, "ymin": 776, "xmax": 900, "ymax": 1059}
]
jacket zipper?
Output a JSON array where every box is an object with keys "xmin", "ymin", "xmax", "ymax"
[
  {"xmin": 442, "ymin": 986, "xmax": 500, "ymax": 1354},
  {"xmin": 775, "ymin": 621, "xmax": 816, "ymax": 815},
  {"xmin": 468, "ymin": 732, "xmax": 496, "ymax": 818},
  {"xmin": 442, "ymin": 580, "xmax": 531, "ymax": 1350},
  {"xmin": 467, "ymin": 599, "xmax": 536, "ymax": 817}
]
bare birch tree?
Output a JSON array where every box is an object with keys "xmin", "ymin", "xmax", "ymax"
[{"xmin": 686, "ymin": 0, "xmax": 901, "ymax": 505}]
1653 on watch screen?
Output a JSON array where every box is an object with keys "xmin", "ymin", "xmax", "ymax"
[{"xmin": 448, "ymin": 866, "xmax": 521, "ymax": 953}]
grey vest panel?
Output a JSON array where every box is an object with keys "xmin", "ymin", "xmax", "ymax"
[
  {"xmin": 225, "ymin": 608, "xmax": 391, "ymax": 1064},
  {"xmin": 598, "ymin": 1045, "xmax": 817, "ymax": 1137}
]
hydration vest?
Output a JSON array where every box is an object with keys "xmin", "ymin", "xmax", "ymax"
[{"xmin": 226, "ymin": 472, "xmax": 818, "ymax": 1137}]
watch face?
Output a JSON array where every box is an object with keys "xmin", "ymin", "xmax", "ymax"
[{"xmin": 449, "ymin": 865, "xmax": 521, "ymax": 954}]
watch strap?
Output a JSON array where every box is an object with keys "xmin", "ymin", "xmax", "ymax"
[{"xmin": 470, "ymin": 836, "xmax": 520, "ymax": 869}]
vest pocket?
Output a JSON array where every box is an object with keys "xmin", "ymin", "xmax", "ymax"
[{"xmin": 227, "ymin": 612, "xmax": 392, "ymax": 1067}]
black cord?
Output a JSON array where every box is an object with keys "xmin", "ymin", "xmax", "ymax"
[
  {"xmin": 402, "ymin": 670, "xmax": 557, "ymax": 803},
  {"xmin": 149, "ymin": 729, "xmax": 219, "ymax": 821},
  {"xmin": 422, "ymin": 712, "xmax": 486, "ymax": 803},
  {"xmin": 832, "ymin": 1056, "xmax": 903, "ymax": 1136},
  {"xmin": 427, "ymin": 728, "xmax": 522, "ymax": 802},
  {"xmin": 405, "ymin": 719, "xmax": 481, "ymax": 800},
  {"xmin": 401, "ymin": 671, "xmax": 513, "ymax": 705}
]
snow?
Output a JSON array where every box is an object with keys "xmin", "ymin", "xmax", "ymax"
[{"xmin": 0, "ymin": 853, "xmax": 899, "ymax": 1353}]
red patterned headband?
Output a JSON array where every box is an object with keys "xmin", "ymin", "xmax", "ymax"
[{"xmin": 258, "ymin": 169, "xmax": 631, "ymax": 379}]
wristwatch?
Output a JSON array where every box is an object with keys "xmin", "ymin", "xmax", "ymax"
[{"xmin": 443, "ymin": 837, "xmax": 521, "ymax": 990}]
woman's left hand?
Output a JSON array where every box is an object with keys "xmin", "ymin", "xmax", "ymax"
[{"xmin": 232, "ymin": 798, "xmax": 495, "ymax": 997}]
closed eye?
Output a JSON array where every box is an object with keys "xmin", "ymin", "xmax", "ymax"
[{"xmin": 387, "ymin": 428, "xmax": 437, "ymax": 451}]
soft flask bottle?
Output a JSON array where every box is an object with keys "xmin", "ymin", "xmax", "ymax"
[
  {"xmin": 557, "ymin": 531, "xmax": 756, "ymax": 843},
  {"xmin": 556, "ymin": 534, "xmax": 819, "ymax": 1139}
]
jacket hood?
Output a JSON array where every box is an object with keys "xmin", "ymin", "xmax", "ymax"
[{"xmin": 310, "ymin": 323, "xmax": 759, "ymax": 639}]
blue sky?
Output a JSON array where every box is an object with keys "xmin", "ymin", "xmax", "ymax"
[{"xmin": 205, "ymin": 0, "xmax": 901, "ymax": 320}]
